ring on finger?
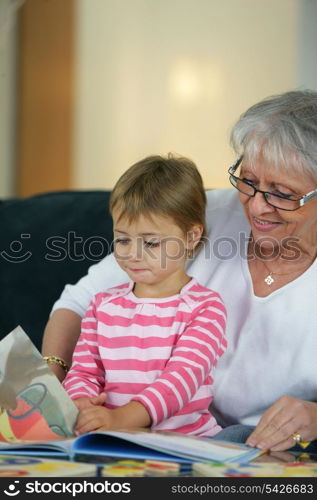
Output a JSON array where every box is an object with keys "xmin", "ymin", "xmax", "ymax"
[
  {"xmin": 292, "ymin": 432, "xmax": 311, "ymax": 449},
  {"xmin": 292, "ymin": 432, "xmax": 302, "ymax": 444}
]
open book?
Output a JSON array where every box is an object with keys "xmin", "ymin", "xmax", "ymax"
[
  {"xmin": 0, "ymin": 326, "xmax": 263, "ymax": 465},
  {"xmin": 0, "ymin": 428, "xmax": 264, "ymax": 464},
  {"xmin": 78, "ymin": 429, "xmax": 266, "ymax": 463}
]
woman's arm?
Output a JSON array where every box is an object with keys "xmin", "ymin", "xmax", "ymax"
[
  {"xmin": 41, "ymin": 309, "xmax": 82, "ymax": 381},
  {"xmin": 41, "ymin": 254, "xmax": 127, "ymax": 381}
]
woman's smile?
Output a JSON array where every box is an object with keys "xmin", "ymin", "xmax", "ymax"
[{"xmin": 252, "ymin": 216, "xmax": 281, "ymax": 232}]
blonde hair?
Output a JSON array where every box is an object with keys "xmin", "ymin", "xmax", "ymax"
[{"xmin": 109, "ymin": 153, "xmax": 206, "ymax": 248}]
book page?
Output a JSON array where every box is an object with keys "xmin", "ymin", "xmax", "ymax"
[
  {"xmin": 108, "ymin": 430, "xmax": 261, "ymax": 462},
  {"xmin": 0, "ymin": 326, "xmax": 78, "ymax": 443},
  {"xmin": 73, "ymin": 429, "xmax": 263, "ymax": 463}
]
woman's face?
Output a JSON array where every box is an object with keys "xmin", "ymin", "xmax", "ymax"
[{"xmin": 238, "ymin": 155, "xmax": 317, "ymax": 255}]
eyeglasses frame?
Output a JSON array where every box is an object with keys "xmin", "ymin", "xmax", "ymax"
[{"xmin": 228, "ymin": 156, "xmax": 317, "ymax": 211}]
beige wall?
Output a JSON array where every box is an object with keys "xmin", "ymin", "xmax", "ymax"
[
  {"xmin": 72, "ymin": 0, "xmax": 298, "ymax": 191},
  {"xmin": 2, "ymin": 0, "xmax": 312, "ymax": 197}
]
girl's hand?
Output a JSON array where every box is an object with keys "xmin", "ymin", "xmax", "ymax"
[
  {"xmin": 73, "ymin": 392, "xmax": 107, "ymax": 410},
  {"xmin": 246, "ymin": 396, "xmax": 317, "ymax": 451},
  {"xmin": 75, "ymin": 400, "xmax": 151, "ymax": 435},
  {"xmin": 75, "ymin": 405, "xmax": 116, "ymax": 435}
]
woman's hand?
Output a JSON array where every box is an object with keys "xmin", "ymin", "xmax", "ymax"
[{"xmin": 246, "ymin": 395, "xmax": 317, "ymax": 451}]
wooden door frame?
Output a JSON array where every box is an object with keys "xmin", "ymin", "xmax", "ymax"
[{"xmin": 17, "ymin": 0, "xmax": 74, "ymax": 196}]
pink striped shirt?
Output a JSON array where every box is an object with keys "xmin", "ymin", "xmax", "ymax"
[{"xmin": 63, "ymin": 278, "xmax": 227, "ymax": 436}]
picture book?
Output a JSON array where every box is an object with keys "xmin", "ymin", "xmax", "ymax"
[
  {"xmin": 0, "ymin": 428, "xmax": 264, "ymax": 464},
  {"xmin": 0, "ymin": 326, "xmax": 78, "ymax": 443},
  {"xmin": 0, "ymin": 326, "xmax": 263, "ymax": 466},
  {"xmin": 192, "ymin": 460, "xmax": 317, "ymax": 477},
  {"xmin": 0, "ymin": 454, "xmax": 97, "ymax": 477}
]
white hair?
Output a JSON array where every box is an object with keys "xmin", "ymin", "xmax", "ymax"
[{"xmin": 230, "ymin": 89, "xmax": 317, "ymax": 181}]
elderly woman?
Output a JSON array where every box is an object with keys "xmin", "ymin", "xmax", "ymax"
[{"xmin": 42, "ymin": 89, "xmax": 317, "ymax": 452}]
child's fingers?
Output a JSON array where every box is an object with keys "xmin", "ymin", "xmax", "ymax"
[
  {"xmin": 75, "ymin": 407, "xmax": 108, "ymax": 434},
  {"xmin": 73, "ymin": 397, "xmax": 91, "ymax": 410},
  {"xmin": 90, "ymin": 392, "xmax": 107, "ymax": 406},
  {"xmin": 75, "ymin": 416, "xmax": 97, "ymax": 434},
  {"xmin": 76, "ymin": 417, "xmax": 104, "ymax": 435}
]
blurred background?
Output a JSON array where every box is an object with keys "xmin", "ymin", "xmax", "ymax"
[{"xmin": 0, "ymin": 0, "xmax": 316, "ymax": 198}]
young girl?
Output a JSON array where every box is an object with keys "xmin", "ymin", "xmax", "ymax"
[{"xmin": 63, "ymin": 154, "xmax": 227, "ymax": 437}]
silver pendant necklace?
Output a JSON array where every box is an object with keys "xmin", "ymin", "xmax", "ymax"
[
  {"xmin": 262, "ymin": 260, "xmax": 277, "ymax": 286},
  {"xmin": 262, "ymin": 261, "xmax": 309, "ymax": 286},
  {"xmin": 264, "ymin": 273, "xmax": 275, "ymax": 286}
]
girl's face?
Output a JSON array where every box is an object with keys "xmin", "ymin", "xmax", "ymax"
[
  {"xmin": 239, "ymin": 156, "xmax": 317, "ymax": 254},
  {"xmin": 112, "ymin": 209, "xmax": 202, "ymax": 295}
]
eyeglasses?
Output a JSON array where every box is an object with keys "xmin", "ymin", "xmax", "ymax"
[{"xmin": 228, "ymin": 156, "xmax": 317, "ymax": 211}]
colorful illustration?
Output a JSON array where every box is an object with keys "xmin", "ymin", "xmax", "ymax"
[
  {"xmin": 0, "ymin": 384, "xmax": 71, "ymax": 442},
  {"xmin": 0, "ymin": 327, "xmax": 78, "ymax": 443}
]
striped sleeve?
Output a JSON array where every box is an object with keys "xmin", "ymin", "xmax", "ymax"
[
  {"xmin": 132, "ymin": 294, "xmax": 227, "ymax": 426},
  {"xmin": 62, "ymin": 295, "xmax": 105, "ymax": 399}
]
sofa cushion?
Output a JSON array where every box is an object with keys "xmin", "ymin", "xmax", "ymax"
[{"xmin": 0, "ymin": 190, "xmax": 113, "ymax": 349}]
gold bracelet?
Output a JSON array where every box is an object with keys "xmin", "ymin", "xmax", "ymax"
[{"xmin": 43, "ymin": 355, "xmax": 69, "ymax": 373}]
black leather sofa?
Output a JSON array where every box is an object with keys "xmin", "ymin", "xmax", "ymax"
[{"xmin": 0, "ymin": 190, "xmax": 113, "ymax": 349}]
